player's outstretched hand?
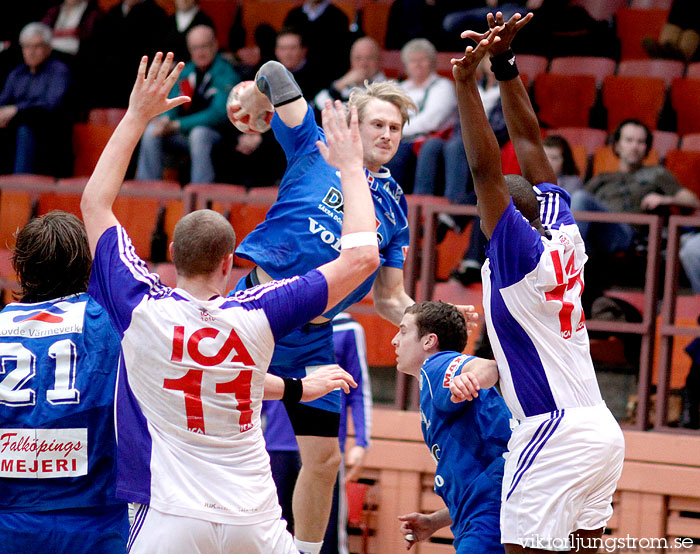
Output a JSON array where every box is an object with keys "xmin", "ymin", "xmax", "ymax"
[
  {"xmin": 301, "ymin": 364, "xmax": 357, "ymax": 401},
  {"xmin": 452, "ymin": 25, "xmax": 503, "ymax": 83},
  {"xmin": 454, "ymin": 304, "xmax": 479, "ymax": 331},
  {"xmin": 128, "ymin": 52, "xmax": 189, "ymax": 123},
  {"xmin": 450, "ymin": 372, "xmax": 481, "ymax": 403},
  {"xmin": 461, "ymin": 11, "xmax": 533, "ymax": 58},
  {"xmin": 398, "ymin": 512, "xmax": 437, "ymax": 550},
  {"xmin": 316, "ymin": 100, "xmax": 363, "ymax": 172}
]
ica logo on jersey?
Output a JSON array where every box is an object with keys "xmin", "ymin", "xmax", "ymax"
[{"xmin": 170, "ymin": 326, "xmax": 254, "ymax": 367}]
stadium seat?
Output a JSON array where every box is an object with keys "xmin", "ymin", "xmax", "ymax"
[
  {"xmin": 686, "ymin": 62, "xmax": 700, "ymax": 79},
  {"xmin": 664, "ymin": 150, "xmax": 700, "ymax": 197},
  {"xmin": 0, "ymin": 174, "xmax": 54, "ymax": 249},
  {"xmin": 436, "ymin": 52, "xmax": 461, "ymax": 79},
  {"xmin": 549, "ymin": 56, "xmax": 616, "ymax": 87},
  {"xmin": 241, "ymin": 0, "xmax": 297, "ymax": 45},
  {"xmin": 651, "ymin": 130, "xmax": 679, "ymax": 160},
  {"xmin": 573, "ymin": 0, "xmax": 627, "ymax": 21},
  {"xmin": 618, "ymin": 59, "xmax": 685, "ymax": 89},
  {"xmin": 72, "ymin": 123, "xmax": 115, "ymax": 177},
  {"xmin": 534, "ymin": 74, "xmax": 597, "ymax": 128},
  {"xmin": 199, "ymin": 0, "xmax": 237, "ymax": 48},
  {"xmin": 615, "ymin": 8, "xmax": 669, "ymax": 60},
  {"xmin": 680, "ymin": 133, "xmax": 700, "ymax": 151},
  {"xmin": 591, "ymin": 145, "xmax": 659, "ymax": 176},
  {"xmin": 37, "ymin": 177, "xmax": 86, "ymax": 218},
  {"xmin": 362, "ymin": 2, "xmax": 392, "ymax": 48},
  {"xmin": 87, "ymin": 107, "xmax": 126, "ymax": 127},
  {"xmin": 546, "ymin": 127, "xmax": 607, "ymax": 156},
  {"xmin": 602, "ymin": 75, "xmax": 666, "ymax": 131},
  {"xmin": 629, "ymin": 0, "xmax": 673, "ymax": 7},
  {"xmin": 515, "ymin": 54, "xmax": 548, "ymax": 85},
  {"xmin": 670, "ymin": 78, "xmax": 700, "ymax": 135},
  {"xmin": 380, "ymin": 49, "xmax": 403, "ymax": 80}
]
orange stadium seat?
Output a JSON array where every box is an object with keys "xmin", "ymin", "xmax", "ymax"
[
  {"xmin": 602, "ymin": 75, "xmax": 666, "ymax": 131},
  {"xmin": 651, "ymin": 130, "xmax": 679, "ymax": 160},
  {"xmin": 546, "ymin": 127, "xmax": 607, "ymax": 156},
  {"xmin": 241, "ymin": 0, "xmax": 298, "ymax": 46},
  {"xmin": 664, "ymin": 150, "xmax": 700, "ymax": 197},
  {"xmin": 534, "ymin": 73, "xmax": 597, "ymax": 128},
  {"xmin": 515, "ymin": 54, "xmax": 548, "ymax": 85},
  {"xmin": 591, "ymin": 145, "xmax": 659, "ymax": 176},
  {"xmin": 680, "ymin": 133, "xmax": 700, "ymax": 151},
  {"xmin": 72, "ymin": 123, "xmax": 115, "ymax": 177},
  {"xmin": 549, "ymin": 56, "xmax": 616, "ymax": 87},
  {"xmin": 37, "ymin": 177, "xmax": 86, "ymax": 218},
  {"xmin": 615, "ymin": 8, "xmax": 669, "ymax": 60},
  {"xmin": 670, "ymin": 78, "xmax": 700, "ymax": 135},
  {"xmin": 88, "ymin": 108, "xmax": 127, "ymax": 127},
  {"xmin": 618, "ymin": 59, "xmax": 684, "ymax": 89},
  {"xmin": 0, "ymin": 174, "xmax": 55, "ymax": 249},
  {"xmin": 436, "ymin": 52, "xmax": 461, "ymax": 79},
  {"xmin": 362, "ymin": 2, "xmax": 392, "ymax": 48}
]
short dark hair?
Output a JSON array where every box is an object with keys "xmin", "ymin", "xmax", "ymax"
[
  {"xmin": 611, "ymin": 118, "xmax": 652, "ymax": 157},
  {"xmin": 172, "ymin": 210, "xmax": 235, "ymax": 277},
  {"xmin": 277, "ymin": 26, "xmax": 305, "ymax": 47},
  {"xmin": 405, "ymin": 301, "xmax": 467, "ymax": 353},
  {"xmin": 543, "ymin": 135, "xmax": 579, "ymax": 177},
  {"xmin": 12, "ymin": 211, "xmax": 92, "ymax": 303}
]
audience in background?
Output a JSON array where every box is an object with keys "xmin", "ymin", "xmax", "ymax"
[
  {"xmin": 0, "ymin": 22, "xmax": 72, "ymax": 176},
  {"xmin": 542, "ymin": 135, "xmax": 583, "ymax": 194},
  {"xmin": 283, "ymin": 0, "xmax": 351, "ymax": 83},
  {"xmin": 161, "ymin": 0, "xmax": 215, "ymax": 63},
  {"xmin": 314, "ymin": 37, "xmax": 385, "ymax": 112},
  {"xmin": 643, "ymin": 0, "xmax": 700, "ymax": 62},
  {"xmin": 385, "ymin": 38, "xmax": 457, "ymax": 193},
  {"xmin": 136, "ymin": 25, "xmax": 239, "ymax": 184},
  {"xmin": 274, "ymin": 27, "xmax": 325, "ymax": 100},
  {"xmin": 92, "ymin": 0, "xmax": 167, "ymax": 108}
]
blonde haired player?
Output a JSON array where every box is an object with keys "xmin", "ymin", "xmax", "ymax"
[{"xmin": 80, "ymin": 51, "xmax": 383, "ymax": 554}]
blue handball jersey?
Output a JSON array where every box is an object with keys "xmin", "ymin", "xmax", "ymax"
[
  {"xmin": 419, "ymin": 352, "xmax": 511, "ymax": 548},
  {"xmin": 236, "ymin": 103, "xmax": 410, "ymax": 319},
  {"xmin": 0, "ymin": 293, "xmax": 123, "ymax": 512}
]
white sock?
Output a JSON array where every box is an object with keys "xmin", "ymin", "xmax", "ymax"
[{"xmin": 294, "ymin": 538, "xmax": 323, "ymax": 554}]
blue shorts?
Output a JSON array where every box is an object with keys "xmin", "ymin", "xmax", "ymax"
[
  {"xmin": 0, "ymin": 504, "xmax": 129, "ymax": 554},
  {"xmin": 234, "ymin": 273, "xmax": 340, "ymax": 413},
  {"xmin": 454, "ymin": 514, "xmax": 504, "ymax": 554}
]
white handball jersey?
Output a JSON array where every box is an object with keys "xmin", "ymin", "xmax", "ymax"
[
  {"xmin": 88, "ymin": 226, "xmax": 329, "ymax": 525},
  {"xmin": 482, "ymin": 183, "xmax": 603, "ymax": 420}
]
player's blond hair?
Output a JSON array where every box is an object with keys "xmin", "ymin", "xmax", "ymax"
[
  {"xmin": 347, "ymin": 80, "xmax": 417, "ymax": 128},
  {"xmin": 172, "ymin": 210, "xmax": 235, "ymax": 277}
]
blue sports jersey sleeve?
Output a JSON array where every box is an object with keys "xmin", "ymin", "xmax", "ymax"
[
  {"xmin": 88, "ymin": 226, "xmax": 169, "ymax": 336},
  {"xmin": 381, "ymin": 193, "xmax": 410, "ymax": 270},
  {"xmin": 229, "ymin": 269, "xmax": 328, "ymax": 341},
  {"xmin": 271, "ymin": 102, "xmax": 323, "ymax": 161},
  {"xmin": 428, "ymin": 354, "xmax": 476, "ymax": 414},
  {"xmin": 486, "ymin": 199, "xmax": 544, "ymax": 288}
]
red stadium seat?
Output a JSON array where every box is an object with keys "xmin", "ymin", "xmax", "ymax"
[
  {"xmin": 87, "ymin": 108, "xmax": 126, "ymax": 127},
  {"xmin": 546, "ymin": 127, "xmax": 607, "ymax": 156},
  {"xmin": 629, "ymin": 0, "xmax": 673, "ymax": 7},
  {"xmin": 515, "ymin": 54, "xmax": 548, "ymax": 85},
  {"xmin": 0, "ymin": 174, "xmax": 54, "ymax": 249},
  {"xmin": 602, "ymin": 75, "xmax": 666, "ymax": 131},
  {"xmin": 664, "ymin": 150, "xmax": 700, "ymax": 197},
  {"xmin": 37, "ymin": 177, "xmax": 86, "ymax": 219},
  {"xmin": 549, "ymin": 56, "xmax": 616, "ymax": 87},
  {"xmin": 363, "ymin": 2, "xmax": 392, "ymax": 48},
  {"xmin": 680, "ymin": 133, "xmax": 700, "ymax": 151},
  {"xmin": 199, "ymin": 0, "xmax": 237, "ymax": 49},
  {"xmin": 72, "ymin": 123, "xmax": 115, "ymax": 177},
  {"xmin": 651, "ymin": 130, "xmax": 679, "ymax": 161},
  {"xmin": 436, "ymin": 52, "xmax": 461, "ymax": 79},
  {"xmin": 241, "ymin": 0, "xmax": 297, "ymax": 46},
  {"xmin": 573, "ymin": 0, "xmax": 627, "ymax": 21},
  {"xmin": 615, "ymin": 8, "xmax": 669, "ymax": 60},
  {"xmin": 534, "ymin": 74, "xmax": 597, "ymax": 128},
  {"xmin": 618, "ymin": 59, "xmax": 685, "ymax": 89},
  {"xmin": 670, "ymin": 78, "xmax": 700, "ymax": 135},
  {"xmin": 380, "ymin": 50, "xmax": 403, "ymax": 80},
  {"xmin": 686, "ymin": 62, "xmax": 700, "ymax": 79}
]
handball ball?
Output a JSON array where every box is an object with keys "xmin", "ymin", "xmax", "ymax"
[{"xmin": 227, "ymin": 81, "xmax": 274, "ymax": 134}]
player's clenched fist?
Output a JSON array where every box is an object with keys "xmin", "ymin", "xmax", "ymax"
[{"xmin": 227, "ymin": 80, "xmax": 274, "ymax": 134}]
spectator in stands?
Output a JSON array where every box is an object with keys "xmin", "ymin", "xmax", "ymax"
[
  {"xmin": 542, "ymin": 135, "xmax": 583, "ymax": 194},
  {"xmin": 643, "ymin": 0, "xmax": 700, "ymax": 62},
  {"xmin": 283, "ymin": 0, "xmax": 351, "ymax": 83},
  {"xmin": 385, "ymin": 0, "xmax": 446, "ymax": 51},
  {"xmin": 385, "ymin": 38, "xmax": 458, "ymax": 193},
  {"xmin": 571, "ymin": 119, "xmax": 699, "ymax": 257},
  {"xmin": 314, "ymin": 37, "xmax": 386, "ymax": 112},
  {"xmin": 680, "ymin": 233, "xmax": 700, "ymax": 295},
  {"xmin": 264, "ymin": 312, "xmax": 372, "ymax": 554},
  {"xmin": 136, "ymin": 25, "xmax": 240, "ymax": 184},
  {"xmin": 274, "ymin": 27, "xmax": 326, "ymax": 100},
  {"xmin": 161, "ymin": 0, "xmax": 214, "ymax": 63},
  {"xmin": 0, "ymin": 22, "xmax": 72, "ymax": 176},
  {"xmin": 442, "ymin": 0, "xmax": 536, "ymax": 35},
  {"xmin": 92, "ymin": 0, "xmax": 167, "ymax": 108}
]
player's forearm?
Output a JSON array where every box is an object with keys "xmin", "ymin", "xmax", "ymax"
[
  {"xmin": 374, "ymin": 289, "xmax": 414, "ymax": 326},
  {"xmin": 429, "ymin": 508, "xmax": 453, "ymax": 531}
]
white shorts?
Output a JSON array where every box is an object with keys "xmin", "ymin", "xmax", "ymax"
[
  {"xmin": 127, "ymin": 504, "xmax": 297, "ymax": 554},
  {"xmin": 500, "ymin": 404, "xmax": 625, "ymax": 551}
]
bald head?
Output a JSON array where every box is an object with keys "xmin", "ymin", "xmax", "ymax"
[
  {"xmin": 350, "ymin": 37, "xmax": 380, "ymax": 80},
  {"xmin": 187, "ymin": 25, "xmax": 217, "ymax": 70}
]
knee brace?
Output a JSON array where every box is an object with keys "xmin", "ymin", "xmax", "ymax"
[{"xmin": 255, "ymin": 61, "xmax": 303, "ymax": 108}]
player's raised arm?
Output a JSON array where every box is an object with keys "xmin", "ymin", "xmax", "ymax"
[
  {"xmin": 227, "ymin": 60, "xmax": 308, "ymax": 129},
  {"xmin": 465, "ymin": 12, "xmax": 556, "ymax": 187},
  {"xmin": 316, "ymin": 100, "xmax": 380, "ymax": 312},
  {"xmin": 81, "ymin": 53, "xmax": 189, "ymax": 255},
  {"xmin": 452, "ymin": 27, "xmax": 510, "ymax": 237}
]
